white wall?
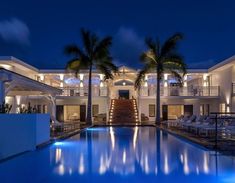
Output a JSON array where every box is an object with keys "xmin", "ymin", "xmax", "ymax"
[
  {"xmin": 211, "ymin": 66, "xmax": 234, "ymax": 111},
  {"xmin": 0, "ymin": 114, "xmax": 50, "ymax": 160},
  {"xmin": 139, "ymin": 98, "xmax": 219, "ymax": 122}
]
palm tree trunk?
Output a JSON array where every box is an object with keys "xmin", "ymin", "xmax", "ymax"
[
  {"xmin": 155, "ymin": 71, "xmax": 161, "ymax": 124},
  {"xmin": 86, "ymin": 65, "xmax": 92, "ymax": 125}
]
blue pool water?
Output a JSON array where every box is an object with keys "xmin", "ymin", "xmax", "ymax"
[{"xmin": 0, "ymin": 127, "xmax": 235, "ymax": 183}]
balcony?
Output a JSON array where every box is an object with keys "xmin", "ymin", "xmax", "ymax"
[
  {"xmin": 58, "ymin": 86, "xmax": 108, "ymax": 97},
  {"xmin": 140, "ymin": 86, "xmax": 220, "ymax": 97}
]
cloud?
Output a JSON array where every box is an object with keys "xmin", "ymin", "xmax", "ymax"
[
  {"xmin": 0, "ymin": 18, "xmax": 30, "ymax": 46},
  {"xmin": 112, "ymin": 27, "xmax": 145, "ymax": 68}
]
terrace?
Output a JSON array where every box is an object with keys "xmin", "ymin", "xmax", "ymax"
[
  {"xmin": 140, "ymin": 85, "xmax": 220, "ymax": 97},
  {"xmin": 58, "ymin": 86, "xmax": 108, "ymax": 97}
]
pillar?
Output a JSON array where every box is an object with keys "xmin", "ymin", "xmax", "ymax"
[{"xmin": 0, "ymin": 81, "xmax": 5, "ymax": 104}]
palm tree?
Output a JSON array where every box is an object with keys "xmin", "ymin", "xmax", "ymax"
[
  {"xmin": 65, "ymin": 29, "xmax": 118, "ymax": 125},
  {"xmin": 135, "ymin": 33, "xmax": 186, "ymax": 124}
]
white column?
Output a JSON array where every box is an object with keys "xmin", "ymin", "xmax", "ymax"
[
  {"xmin": 0, "ymin": 81, "xmax": 5, "ymax": 104},
  {"xmin": 50, "ymin": 95, "xmax": 57, "ymax": 122}
]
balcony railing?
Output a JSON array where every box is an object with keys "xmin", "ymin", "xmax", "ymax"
[
  {"xmin": 140, "ymin": 86, "xmax": 220, "ymax": 97},
  {"xmin": 58, "ymin": 87, "xmax": 108, "ymax": 97}
]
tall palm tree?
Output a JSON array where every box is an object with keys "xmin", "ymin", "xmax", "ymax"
[
  {"xmin": 135, "ymin": 33, "xmax": 186, "ymax": 124},
  {"xmin": 65, "ymin": 29, "xmax": 118, "ymax": 125}
]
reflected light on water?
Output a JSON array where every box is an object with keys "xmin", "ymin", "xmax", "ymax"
[
  {"xmin": 196, "ymin": 166, "xmax": 200, "ymax": 175},
  {"xmin": 55, "ymin": 148, "xmax": 62, "ymax": 163},
  {"xmin": 183, "ymin": 151, "xmax": 190, "ymax": 175},
  {"xmin": 58, "ymin": 164, "xmax": 65, "ymax": 175},
  {"xmin": 164, "ymin": 154, "xmax": 169, "ymax": 175},
  {"xmin": 180, "ymin": 154, "xmax": 184, "ymax": 163},
  {"xmin": 203, "ymin": 153, "xmax": 209, "ymax": 174},
  {"xmin": 78, "ymin": 153, "xmax": 85, "ymax": 174},
  {"xmin": 109, "ymin": 127, "xmax": 115, "ymax": 150},
  {"xmin": 54, "ymin": 142, "xmax": 65, "ymax": 146},
  {"xmin": 99, "ymin": 155, "xmax": 109, "ymax": 175},
  {"xmin": 133, "ymin": 126, "xmax": 138, "ymax": 149},
  {"xmin": 145, "ymin": 155, "xmax": 150, "ymax": 174},
  {"xmin": 123, "ymin": 149, "xmax": 126, "ymax": 164}
]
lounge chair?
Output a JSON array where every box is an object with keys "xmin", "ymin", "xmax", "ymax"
[
  {"xmin": 176, "ymin": 115, "xmax": 189, "ymax": 127},
  {"xmin": 182, "ymin": 115, "xmax": 196, "ymax": 130},
  {"xmin": 188, "ymin": 115, "xmax": 207, "ymax": 133},
  {"xmin": 197, "ymin": 117, "xmax": 226, "ymax": 137}
]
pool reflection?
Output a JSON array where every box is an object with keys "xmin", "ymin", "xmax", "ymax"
[{"xmin": 50, "ymin": 127, "xmax": 235, "ymax": 182}]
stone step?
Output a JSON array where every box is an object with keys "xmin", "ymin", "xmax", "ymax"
[{"xmin": 109, "ymin": 99, "xmax": 139, "ymax": 123}]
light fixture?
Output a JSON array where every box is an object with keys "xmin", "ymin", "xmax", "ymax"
[
  {"xmin": 59, "ymin": 74, "xmax": 64, "ymax": 81},
  {"xmin": 123, "ymin": 82, "xmax": 126, "ymax": 86},
  {"xmin": 80, "ymin": 81, "xmax": 84, "ymax": 88},
  {"xmin": 79, "ymin": 74, "xmax": 84, "ymax": 81}
]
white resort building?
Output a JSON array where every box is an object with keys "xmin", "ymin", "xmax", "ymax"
[{"xmin": 0, "ymin": 55, "xmax": 235, "ymax": 123}]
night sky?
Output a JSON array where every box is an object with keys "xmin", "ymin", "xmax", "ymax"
[{"xmin": 0, "ymin": 0, "xmax": 235, "ymax": 69}]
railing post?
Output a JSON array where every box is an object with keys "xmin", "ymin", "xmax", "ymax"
[{"xmin": 215, "ymin": 113, "xmax": 218, "ymax": 150}]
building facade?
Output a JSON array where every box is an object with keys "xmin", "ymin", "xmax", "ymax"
[{"xmin": 0, "ymin": 56, "xmax": 234, "ymax": 123}]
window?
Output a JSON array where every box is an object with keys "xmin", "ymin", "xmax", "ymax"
[
  {"xmin": 92, "ymin": 105, "xmax": 99, "ymax": 117},
  {"xmin": 220, "ymin": 103, "xmax": 226, "ymax": 113},
  {"xmin": 37, "ymin": 105, "xmax": 41, "ymax": 113},
  {"xmin": 200, "ymin": 105, "xmax": 204, "ymax": 115},
  {"xmin": 168, "ymin": 105, "xmax": 184, "ymax": 119},
  {"xmin": 200, "ymin": 104, "xmax": 210, "ymax": 115},
  {"xmin": 43, "ymin": 105, "xmax": 48, "ymax": 113},
  {"xmin": 149, "ymin": 104, "xmax": 155, "ymax": 117}
]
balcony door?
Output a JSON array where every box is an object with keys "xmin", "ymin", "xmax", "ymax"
[
  {"xmin": 119, "ymin": 90, "xmax": 129, "ymax": 99},
  {"xmin": 80, "ymin": 105, "xmax": 86, "ymax": 122}
]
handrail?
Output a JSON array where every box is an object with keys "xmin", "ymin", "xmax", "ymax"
[{"xmin": 140, "ymin": 85, "xmax": 220, "ymax": 97}]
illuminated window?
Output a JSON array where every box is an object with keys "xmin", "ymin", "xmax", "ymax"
[
  {"xmin": 200, "ymin": 104, "xmax": 209, "ymax": 115},
  {"xmin": 149, "ymin": 104, "xmax": 155, "ymax": 117},
  {"xmin": 220, "ymin": 103, "xmax": 226, "ymax": 113},
  {"xmin": 168, "ymin": 105, "xmax": 184, "ymax": 119}
]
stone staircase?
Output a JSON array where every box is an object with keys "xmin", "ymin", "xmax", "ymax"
[{"xmin": 109, "ymin": 99, "xmax": 139, "ymax": 124}]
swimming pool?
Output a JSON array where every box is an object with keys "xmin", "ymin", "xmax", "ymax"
[{"xmin": 0, "ymin": 127, "xmax": 235, "ymax": 183}]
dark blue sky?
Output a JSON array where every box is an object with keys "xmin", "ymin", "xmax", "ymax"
[{"xmin": 0, "ymin": 0, "xmax": 235, "ymax": 69}]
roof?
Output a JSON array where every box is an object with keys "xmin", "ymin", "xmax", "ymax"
[
  {"xmin": 208, "ymin": 55, "xmax": 235, "ymax": 72},
  {"xmin": 0, "ymin": 56, "xmax": 39, "ymax": 72},
  {"xmin": 0, "ymin": 68, "xmax": 62, "ymax": 95}
]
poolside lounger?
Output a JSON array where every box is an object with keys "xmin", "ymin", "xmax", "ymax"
[
  {"xmin": 181, "ymin": 115, "xmax": 196, "ymax": 130},
  {"xmin": 198, "ymin": 126, "xmax": 226, "ymax": 137}
]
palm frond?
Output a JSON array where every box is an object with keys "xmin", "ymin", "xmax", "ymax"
[
  {"xmin": 97, "ymin": 64, "xmax": 113, "ymax": 80},
  {"xmin": 161, "ymin": 33, "xmax": 183, "ymax": 56},
  {"xmin": 163, "ymin": 54, "xmax": 187, "ymax": 75},
  {"xmin": 145, "ymin": 37, "xmax": 161, "ymax": 56},
  {"xmin": 170, "ymin": 70, "xmax": 184, "ymax": 86},
  {"xmin": 66, "ymin": 59, "xmax": 81, "ymax": 77},
  {"xmin": 64, "ymin": 45, "xmax": 85, "ymax": 58},
  {"xmin": 140, "ymin": 51, "xmax": 157, "ymax": 65},
  {"xmin": 81, "ymin": 28, "xmax": 93, "ymax": 56},
  {"xmin": 134, "ymin": 65, "xmax": 152, "ymax": 90},
  {"xmin": 94, "ymin": 37, "xmax": 112, "ymax": 59},
  {"xmin": 102, "ymin": 58, "xmax": 118, "ymax": 73},
  {"xmin": 145, "ymin": 38, "xmax": 156, "ymax": 53}
]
